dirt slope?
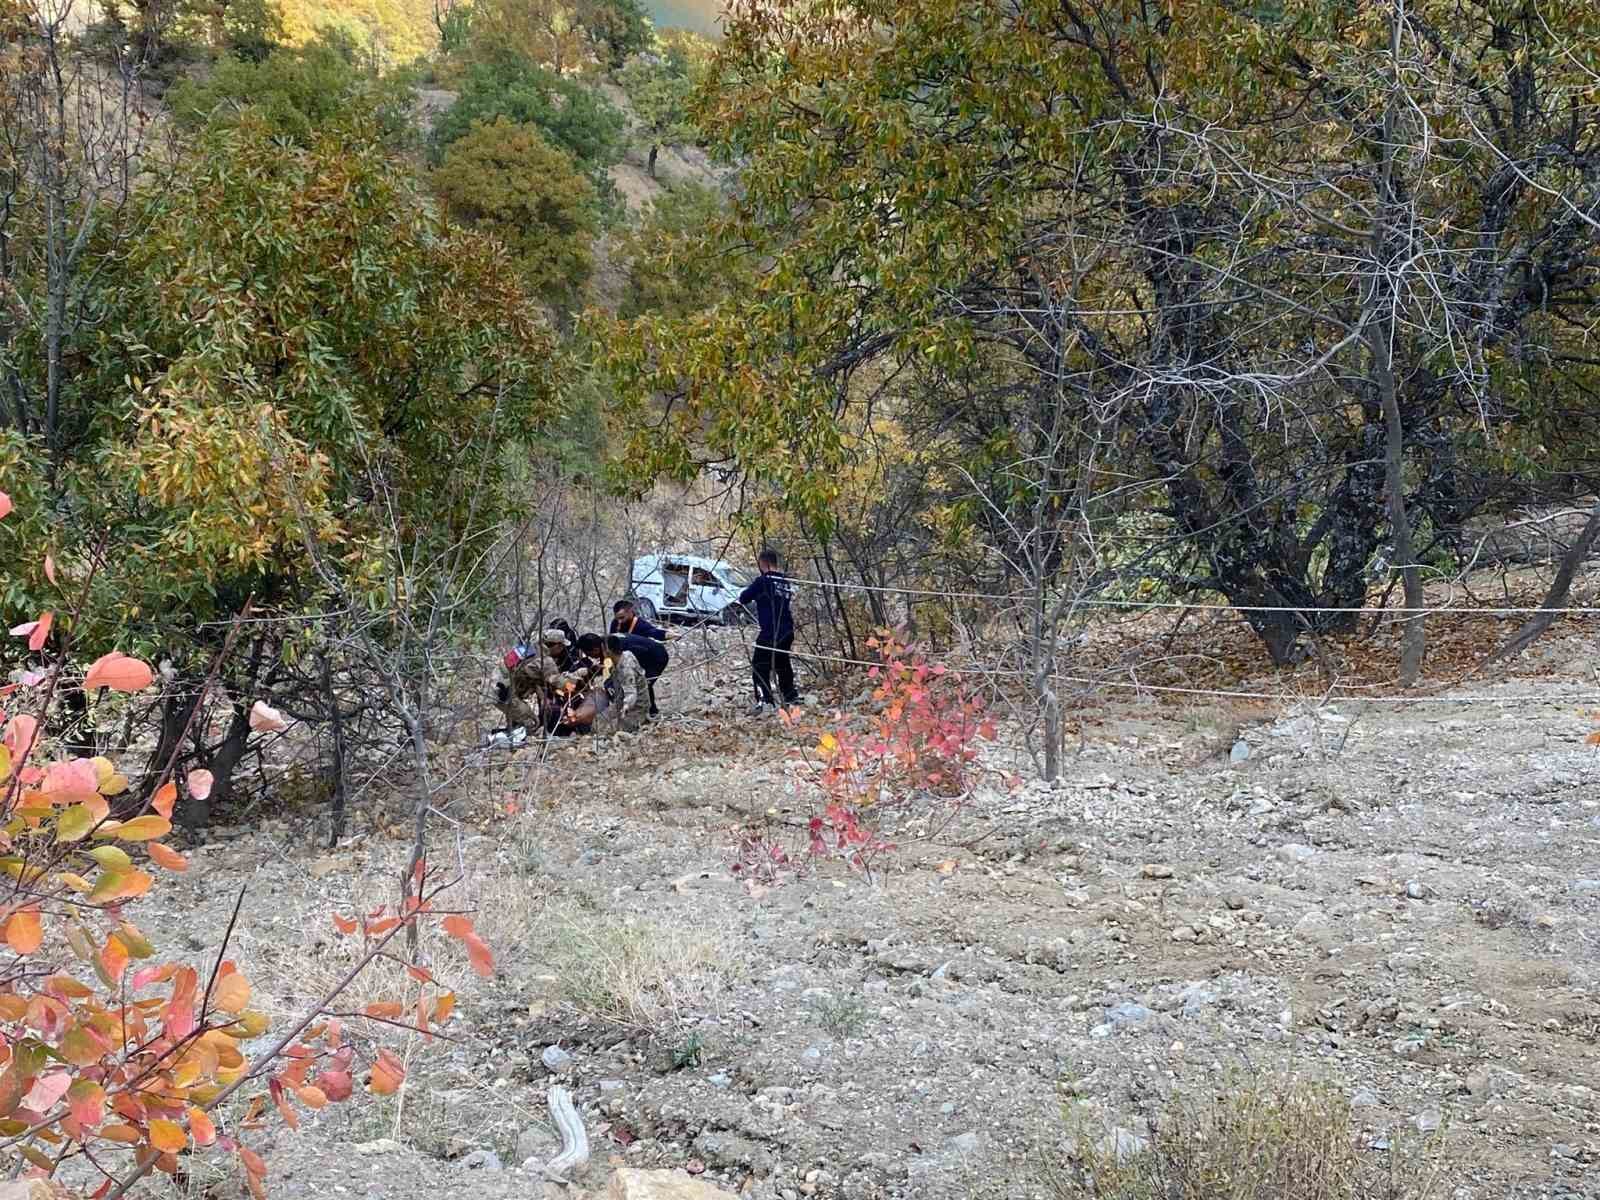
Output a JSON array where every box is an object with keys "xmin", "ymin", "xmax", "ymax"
[{"xmin": 133, "ymin": 630, "xmax": 1600, "ymax": 1200}]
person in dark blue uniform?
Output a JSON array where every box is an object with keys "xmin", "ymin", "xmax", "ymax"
[
  {"xmin": 610, "ymin": 599, "xmax": 674, "ymax": 716},
  {"xmin": 737, "ymin": 548, "xmax": 800, "ymax": 714}
]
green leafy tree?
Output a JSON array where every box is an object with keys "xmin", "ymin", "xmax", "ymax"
[
  {"xmin": 1, "ymin": 112, "xmax": 558, "ymax": 801},
  {"xmin": 456, "ymin": 0, "xmax": 588, "ymax": 73},
  {"xmin": 617, "ymin": 51, "xmax": 695, "ymax": 177},
  {"xmin": 167, "ymin": 31, "xmax": 416, "ymax": 147},
  {"xmin": 599, "ymin": 0, "xmax": 1600, "ymax": 678},
  {"xmin": 617, "ymin": 181, "xmax": 742, "ymax": 319},
  {"xmin": 223, "ymin": 0, "xmax": 287, "ymax": 60},
  {"xmin": 433, "ymin": 117, "xmax": 598, "ymax": 308},
  {"xmin": 431, "ymin": 55, "xmax": 626, "ymax": 184},
  {"xmin": 580, "ymin": 0, "xmax": 650, "ymax": 70}
]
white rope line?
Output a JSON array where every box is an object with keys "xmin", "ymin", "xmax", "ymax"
[
  {"xmin": 783, "ymin": 574, "xmax": 1600, "ymax": 616},
  {"xmin": 771, "ymin": 642, "xmax": 1600, "ymax": 707}
]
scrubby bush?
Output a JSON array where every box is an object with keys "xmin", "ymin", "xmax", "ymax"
[
  {"xmin": 430, "ymin": 55, "xmax": 626, "ymax": 184},
  {"xmin": 167, "ymin": 31, "xmax": 415, "ymax": 147},
  {"xmin": 0, "ymin": 493, "xmax": 494, "ymax": 1196},
  {"xmin": 1052, "ymin": 1076, "xmax": 1446, "ymax": 1200}
]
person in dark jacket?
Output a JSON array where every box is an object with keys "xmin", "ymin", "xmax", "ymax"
[
  {"xmin": 610, "ymin": 599, "xmax": 673, "ymax": 715},
  {"xmin": 737, "ymin": 548, "xmax": 799, "ymax": 714},
  {"xmin": 610, "ymin": 599, "xmax": 670, "ymax": 642}
]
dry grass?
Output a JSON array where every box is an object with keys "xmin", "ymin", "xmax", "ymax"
[
  {"xmin": 1051, "ymin": 1075, "xmax": 1449, "ymax": 1200},
  {"xmin": 543, "ymin": 905, "xmax": 739, "ymax": 1032}
]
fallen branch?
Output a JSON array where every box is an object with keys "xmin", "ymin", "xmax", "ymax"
[
  {"xmin": 545, "ymin": 1085, "xmax": 590, "ymax": 1179},
  {"xmin": 1485, "ymin": 499, "xmax": 1600, "ymax": 666}
]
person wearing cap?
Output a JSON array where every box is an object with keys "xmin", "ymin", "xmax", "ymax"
[
  {"xmin": 495, "ymin": 641, "xmax": 559, "ymax": 736},
  {"xmin": 548, "ymin": 632, "xmax": 608, "ymax": 735}
]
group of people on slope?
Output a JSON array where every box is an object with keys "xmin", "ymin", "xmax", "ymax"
[
  {"xmin": 491, "ymin": 601, "xmax": 676, "ymax": 743},
  {"xmin": 487, "ymin": 547, "xmax": 804, "ymax": 746}
]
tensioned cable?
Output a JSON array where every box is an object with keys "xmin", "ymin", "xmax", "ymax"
[{"xmin": 782, "ymin": 574, "xmax": 1600, "ymax": 616}]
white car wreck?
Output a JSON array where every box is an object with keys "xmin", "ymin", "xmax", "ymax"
[{"xmin": 628, "ymin": 554, "xmax": 755, "ymax": 626}]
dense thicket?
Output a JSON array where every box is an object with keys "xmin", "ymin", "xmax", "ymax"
[{"xmin": 599, "ymin": 0, "xmax": 1600, "ymax": 678}]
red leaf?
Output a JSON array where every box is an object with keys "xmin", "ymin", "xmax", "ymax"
[
  {"xmin": 68, "ymin": 1081, "xmax": 105, "ymax": 1129},
  {"xmin": 316, "ymin": 1070, "xmax": 353, "ymax": 1102},
  {"xmin": 27, "ymin": 613, "xmax": 52, "ymax": 653},
  {"xmin": 0, "ymin": 492, "xmax": 10, "ymax": 519},
  {"xmin": 269, "ymin": 1078, "xmax": 299, "ymax": 1131},
  {"xmin": 331, "ymin": 913, "xmax": 357, "ymax": 935}
]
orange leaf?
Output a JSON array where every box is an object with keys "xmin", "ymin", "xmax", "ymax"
[
  {"xmin": 5, "ymin": 909, "xmax": 42, "ymax": 955},
  {"xmin": 368, "ymin": 1049, "xmax": 404, "ymax": 1096},
  {"xmin": 151, "ymin": 782, "xmax": 176, "ymax": 819},
  {"xmin": 68, "ymin": 1081, "xmax": 105, "ymax": 1129},
  {"xmin": 239, "ymin": 1145, "xmax": 268, "ymax": 1178},
  {"xmin": 147, "ymin": 842, "xmax": 188, "ymax": 872},
  {"xmin": 83, "ymin": 653, "xmax": 154, "ymax": 693},
  {"xmin": 148, "ymin": 1118, "xmax": 187, "ymax": 1153},
  {"xmin": 331, "ymin": 913, "xmax": 357, "ymax": 935},
  {"xmin": 100, "ymin": 1123, "xmax": 142, "ymax": 1144},
  {"xmin": 104, "ymin": 814, "xmax": 171, "ymax": 842},
  {"xmin": 99, "ymin": 935, "xmax": 129, "ymax": 985},
  {"xmin": 363, "ymin": 1001, "xmax": 403, "ymax": 1020},
  {"xmin": 43, "ymin": 554, "xmax": 55, "ymax": 586},
  {"xmin": 213, "ymin": 969, "xmax": 250, "ymax": 1015},
  {"xmin": 432, "ymin": 992, "xmax": 456, "ymax": 1024},
  {"xmin": 188, "ymin": 1106, "xmax": 216, "ymax": 1147},
  {"xmin": 441, "ymin": 915, "xmax": 494, "ymax": 978},
  {"xmin": 295, "ymin": 1085, "xmax": 327, "ymax": 1110}
]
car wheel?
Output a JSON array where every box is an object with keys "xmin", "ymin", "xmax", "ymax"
[{"xmin": 637, "ymin": 597, "xmax": 658, "ymax": 622}]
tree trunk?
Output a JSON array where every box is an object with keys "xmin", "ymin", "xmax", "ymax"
[
  {"xmin": 137, "ymin": 684, "xmax": 203, "ymax": 817},
  {"xmin": 1032, "ymin": 576, "xmax": 1062, "ymax": 781},
  {"xmin": 1487, "ymin": 499, "xmax": 1600, "ymax": 664},
  {"xmin": 187, "ymin": 703, "xmax": 250, "ymax": 827},
  {"xmin": 323, "ymin": 652, "xmax": 349, "ymax": 847},
  {"xmin": 1371, "ymin": 3, "xmax": 1425, "ymax": 687},
  {"xmin": 647, "ymin": 143, "xmax": 659, "ymax": 178},
  {"xmin": 1373, "ymin": 324, "xmax": 1425, "ymax": 685}
]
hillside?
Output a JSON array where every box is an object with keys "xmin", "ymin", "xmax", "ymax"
[{"xmin": 279, "ymin": 0, "xmax": 438, "ymax": 61}]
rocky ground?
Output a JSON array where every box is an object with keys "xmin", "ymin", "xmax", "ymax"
[{"xmin": 135, "ymin": 622, "xmax": 1600, "ymax": 1200}]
